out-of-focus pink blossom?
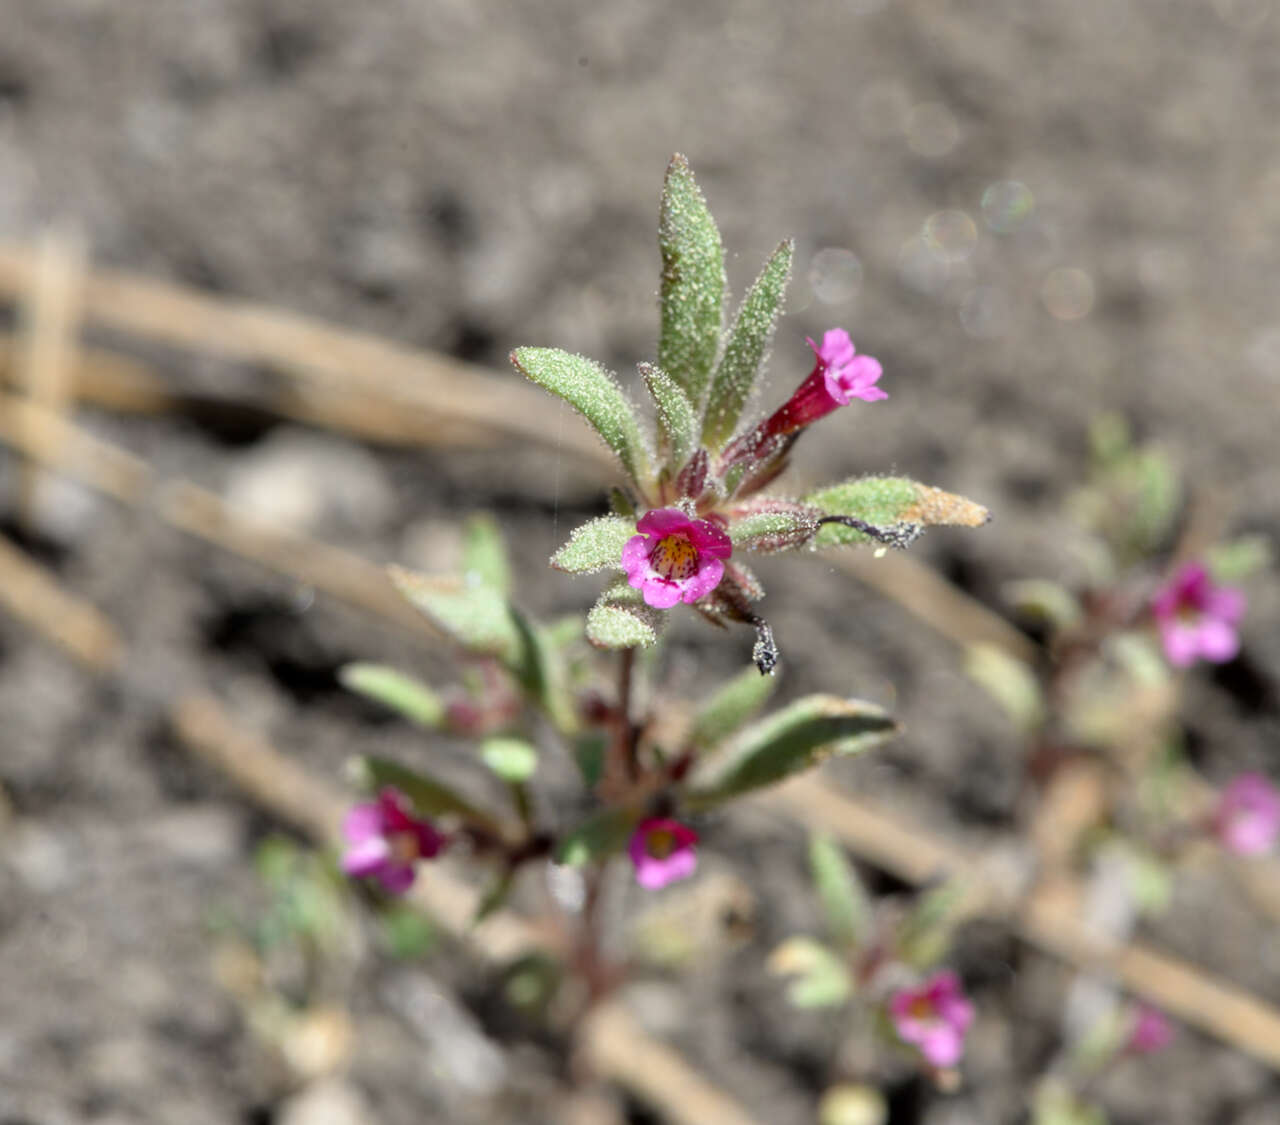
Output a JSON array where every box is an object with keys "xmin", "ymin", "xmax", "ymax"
[
  {"xmin": 341, "ymin": 787, "xmax": 445, "ymax": 894},
  {"xmin": 1125, "ymin": 1004, "xmax": 1174, "ymax": 1054},
  {"xmin": 1212, "ymin": 773, "xmax": 1280, "ymax": 857},
  {"xmin": 621, "ymin": 508, "xmax": 732, "ymax": 609},
  {"xmin": 628, "ymin": 817, "xmax": 699, "ymax": 889},
  {"xmin": 1152, "ymin": 562, "xmax": 1245, "ymax": 667},
  {"xmin": 889, "ymin": 971, "xmax": 975, "ymax": 1069}
]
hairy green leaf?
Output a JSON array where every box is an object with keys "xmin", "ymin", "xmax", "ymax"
[
  {"xmin": 728, "ymin": 503, "xmax": 821, "ymax": 553},
  {"xmin": 689, "ymin": 664, "xmax": 779, "ymax": 749},
  {"xmin": 350, "ymin": 755, "xmax": 501, "ymax": 831},
  {"xmin": 685, "ymin": 695, "xmax": 898, "ymax": 809},
  {"xmin": 640, "ymin": 362, "xmax": 699, "ymax": 470},
  {"xmin": 806, "ymin": 476, "xmax": 989, "ymax": 548},
  {"xmin": 658, "ymin": 154, "xmax": 726, "ymax": 407},
  {"xmin": 556, "ymin": 805, "xmax": 641, "ymax": 867},
  {"xmin": 510, "ymin": 347, "xmax": 650, "ymax": 481},
  {"xmin": 550, "ymin": 516, "xmax": 635, "ymax": 575},
  {"xmin": 461, "ymin": 512, "xmax": 511, "ymax": 594},
  {"xmin": 390, "ymin": 566, "xmax": 521, "ymax": 663},
  {"xmin": 338, "ymin": 662, "xmax": 445, "ymax": 728},
  {"xmin": 703, "ymin": 239, "xmax": 793, "ymax": 449},
  {"xmin": 809, "ymin": 833, "xmax": 873, "ymax": 951},
  {"xmin": 585, "ymin": 579, "xmax": 663, "ymax": 650}
]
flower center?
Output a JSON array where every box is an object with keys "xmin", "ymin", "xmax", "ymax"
[
  {"xmin": 388, "ymin": 830, "xmax": 421, "ymax": 865},
  {"xmin": 649, "ymin": 534, "xmax": 699, "ymax": 581},
  {"xmin": 645, "ymin": 827, "xmax": 677, "ymax": 860},
  {"xmin": 908, "ymin": 997, "xmax": 936, "ymax": 1021}
]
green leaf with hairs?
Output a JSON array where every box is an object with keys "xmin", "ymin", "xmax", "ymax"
[
  {"xmin": 556, "ymin": 805, "xmax": 641, "ymax": 867},
  {"xmin": 641, "ymin": 362, "xmax": 699, "ymax": 470},
  {"xmin": 806, "ymin": 476, "xmax": 989, "ymax": 548},
  {"xmin": 585, "ymin": 579, "xmax": 663, "ymax": 650},
  {"xmin": 390, "ymin": 566, "xmax": 522, "ymax": 663},
  {"xmin": 551, "ymin": 516, "xmax": 635, "ymax": 575},
  {"xmin": 461, "ymin": 512, "xmax": 511, "ymax": 595},
  {"xmin": 809, "ymin": 832, "xmax": 873, "ymax": 951},
  {"xmin": 658, "ymin": 154, "xmax": 726, "ymax": 407},
  {"xmin": 510, "ymin": 347, "xmax": 650, "ymax": 481},
  {"xmin": 350, "ymin": 755, "xmax": 501, "ymax": 831},
  {"xmin": 685, "ymin": 695, "xmax": 898, "ymax": 810},
  {"xmin": 728, "ymin": 504, "xmax": 821, "ymax": 553},
  {"xmin": 703, "ymin": 239, "xmax": 793, "ymax": 449},
  {"xmin": 689, "ymin": 665, "xmax": 779, "ymax": 749},
  {"xmin": 338, "ymin": 663, "xmax": 445, "ymax": 728}
]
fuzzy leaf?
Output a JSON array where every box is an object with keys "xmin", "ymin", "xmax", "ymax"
[
  {"xmin": 658, "ymin": 154, "xmax": 726, "ymax": 407},
  {"xmin": 767, "ymin": 937, "xmax": 853, "ymax": 1009},
  {"xmin": 480, "ymin": 737, "xmax": 539, "ymax": 783},
  {"xmin": 510, "ymin": 347, "xmax": 649, "ymax": 481},
  {"xmin": 556, "ymin": 805, "xmax": 641, "ymax": 867},
  {"xmin": 703, "ymin": 239, "xmax": 793, "ymax": 449},
  {"xmin": 551, "ymin": 516, "xmax": 635, "ymax": 575},
  {"xmin": 390, "ymin": 566, "xmax": 521, "ymax": 663},
  {"xmin": 507, "ymin": 609, "xmax": 578, "ymax": 733},
  {"xmin": 1208, "ymin": 534, "xmax": 1272, "ymax": 583},
  {"xmin": 338, "ymin": 663, "xmax": 445, "ymax": 728},
  {"xmin": 640, "ymin": 362, "xmax": 699, "ymax": 470},
  {"xmin": 1004, "ymin": 578, "xmax": 1083, "ymax": 631},
  {"xmin": 350, "ymin": 755, "xmax": 500, "ymax": 831},
  {"xmin": 685, "ymin": 695, "xmax": 898, "ymax": 809},
  {"xmin": 806, "ymin": 476, "xmax": 989, "ymax": 548},
  {"xmin": 809, "ymin": 832, "xmax": 873, "ymax": 951},
  {"xmin": 689, "ymin": 665, "xmax": 779, "ymax": 749},
  {"xmin": 964, "ymin": 643, "xmax": 1045, "ymax": 731},
  {"xmin": 585, "ymin": 579, "xmax": 663, "ymax": 650},
  {"xmin": 728, "ymin": 501, "xmax": 822, "ymax": 553},
  {"xmin": 461, "ymin": 512, "xmax": 511, "ymax": 595}
]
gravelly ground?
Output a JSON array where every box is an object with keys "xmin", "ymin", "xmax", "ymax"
[{"xmin": 1, "ymin": 1, "xmax": 1278, "ymax": 1122}]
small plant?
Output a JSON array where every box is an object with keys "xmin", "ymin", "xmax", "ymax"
[{"xmin": 336, "ymin": 156, "xmax": 989, "ymax": 1085}]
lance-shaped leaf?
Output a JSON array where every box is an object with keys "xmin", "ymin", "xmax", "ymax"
[
  {"xmin": 550, "ymin": 515, "xmax": 635, "ymax": 575},
  {"xmin": 689, "ymin": 664, "xmax": 779, "ymax": 749},
  {"xmin": 640, "ymin": 362, "xmax": 698, "ymax": 470},
  {"xmin": 685, "ymin": 695, "xmax": 899, "ymax": 810},
  {"xmin": 510, "ymin": 347, "xmax": 650, "ymax": 481},
  {"xmin": 555, "ymin": 805, "xmax": 641, "ymax": 867},
  {"xmin": 350, "ymin": 755, "xmax": 502, "ymax": 832},
  {"xmin": 338, "ymin": 663, "xmax": 445, "ymax": 728},
  {"xmin": 461, "ymin": 512, "xmax": 511, "ymax": 595},
  {"xmin": 702, "ymin": 239, "xmax": 794, "ymax": 449},
  {"xmin": 480, "ymin": 737, "xmax": 539, "ymax": 783},
  {"xmin": 586, "ymin": 578, "xmax": 664, "ymax": 650},
  {"xmin": 727, "ymin": 498, "xmax": 822, "ymax": 553},
  {"xmin": 805, "ymin": 476, "xmax": 990, "ymax": 549},
  {"xmin": 658, "ymin": 154, "xmax": 726, "ymax": 407},
  {"xmin": 508, "ymin": 608, "xmax": 578, "ymax": 734},
  {"xmin": 809, "ymin": 832, "xmax": 873, "ymax": 951},
  {"xmin": 390, "ymin": 566, "xmax": 522, "ymax": 664}
]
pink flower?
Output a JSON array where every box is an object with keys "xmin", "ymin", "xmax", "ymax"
[
  {"xmin": 1212, "ymin": 773, "xmax": 1280, "ymax": 856},
  {"xmin": 806, "ymin": 328, "xmax": 888, "ymax": 406},
  {"xmin": 1152, "ymin": 562, "xmax": 1245, "ymax": 667},
  {"xmin": 889, "ymin": 971, "xmax": 975, "ymax": 1069},
  {"xmin": 628, "ymin": 817, "xmax": 699, "ymax": 889},
  {"xmin": 1124, "ymin": 1004, "xmax": 1173, "ymax": 1055},
  {"xmin": 621, "ymin": 508, "xmax": 732, "ymax": 609},
  {"xmin": 341, "ymin": 787, "xmax": 445, "ymax": 894}
]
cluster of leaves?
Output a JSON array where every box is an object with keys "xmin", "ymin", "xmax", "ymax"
[
  {"xmin": 512, "ymin": 155, "xmax": 988, "ymax": 662},
  {"xmin": 345, "ymin": 512, "xmax": 900, "ymax": 923}
]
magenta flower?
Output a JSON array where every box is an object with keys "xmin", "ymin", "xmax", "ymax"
[
  {"xmin": 889, "ymin": 971, "xmax": 975, "ymax": 1069},
  {"xmin": 1212, "ymin": 773, "xmax": 1280, "ymax": 856},
  {"xmin": 628, "ymin": 817, "xmax": 699, "ymax": 890},
  {"xmin": 621, "ymin": 508, "xmax": 733, "ymax": 609},
  {"xmin": 1152, "ymin": 562, "xmax": 1245, "ymax": 667},
  {"xmin": 758, "ymin": 328, "xmax": 885, "ymax": 439},
  {"xmin": 341, "ymin": 787, "xmax": 445, "ymax": 894},
  {"xmin": 1124, "ymin": 1004, "xmax": 1173, "ymax": 1055}
]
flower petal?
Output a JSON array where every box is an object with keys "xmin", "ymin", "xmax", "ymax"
[{"xmin": 636, "ymin": 508, "xmax": 693, "ymax": 537}]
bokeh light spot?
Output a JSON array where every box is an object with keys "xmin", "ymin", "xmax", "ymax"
[
  {"xmin": 923, "ymin": 210, "xmax": 978, "ymax": 262},
  {"xmin": 1041, "ymin": 268, "xmax": 1095, "ymax": 320},
  {"xmin": 981, "ymin": 180, "xmax": 1035, "ymax": 233},
  {"xmin": 808, "ymin": 247, "xmax": 863, "ymax": 305}
]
